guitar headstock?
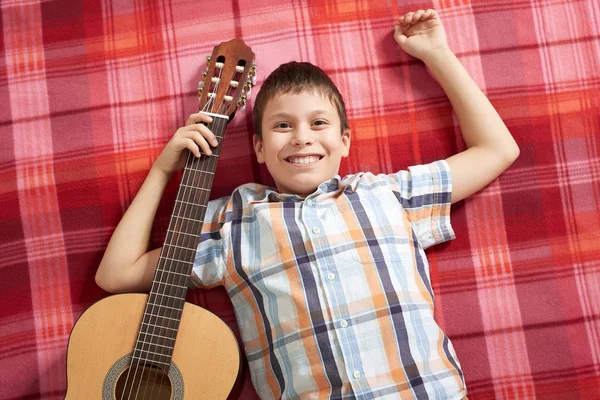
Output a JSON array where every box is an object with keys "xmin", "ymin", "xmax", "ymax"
[{"xmin": 197, "ymin": 38, "xmax": 256, "ymax": 120}]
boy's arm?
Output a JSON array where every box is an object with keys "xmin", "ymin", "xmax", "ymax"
[
  {"xmin": 96, "ymin": 112, "xmax": 218, "ymax": 293},
  {"xmin": 395, "ymin": 9, "xmax": 519, "ymax": 204},
  {"xmin": 95, "ymin": 167, "xmax": 167, "ymax": 293},
  {"xmin": 424, "ymin": 47, "xmax": 520, "ymax": 204}
]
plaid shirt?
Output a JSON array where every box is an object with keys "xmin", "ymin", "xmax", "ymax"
[{"xmin": 192, "ymin": 160, "xmax": 466, "ymax": 399}]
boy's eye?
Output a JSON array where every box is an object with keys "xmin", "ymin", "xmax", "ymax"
[
  {"xmin": 275, "ymin": 122, "xmax": 291, "ymax": 129},
  {"xmin": 313, "ymin": 120, "xmax": 327, "ymax": 126}
]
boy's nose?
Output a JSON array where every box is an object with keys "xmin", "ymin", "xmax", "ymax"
[{"xmin": 291, "ymin": 129, "xmax": 315, "ymax": 146}]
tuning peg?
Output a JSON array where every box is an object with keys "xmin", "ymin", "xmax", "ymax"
[
  {"xmin": 206, "ymin": 56, "xmax": 211, "ymax": 62},
  {"xmin": 238, "ymin": 96, "xmax": 247, "ymax": 112},
  {"xmin": 249, "ymin": 63, "xmax": 257, "ymax": 86}
]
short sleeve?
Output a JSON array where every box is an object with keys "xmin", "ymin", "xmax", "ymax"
[
  {"xmin": 190, "ymin": 196, "xmax": 230, "ymax": 288},
  {"xmin": 388, "ymin": 160, "xmax": 455, "ymax": 249}
]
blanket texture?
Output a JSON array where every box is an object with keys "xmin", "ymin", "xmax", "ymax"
[{"xmin": 1, "ymin": 0, "xmax": 599, "ymax": 399}]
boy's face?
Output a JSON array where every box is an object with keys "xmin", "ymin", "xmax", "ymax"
[{"xmin": 253, "ymin": 91, "xmax": 351, "ymax": 197}]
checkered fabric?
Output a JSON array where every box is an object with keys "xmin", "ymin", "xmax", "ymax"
[{"xmin": 1, "ymin": 1, "xmax": 599, "ymax": 399}]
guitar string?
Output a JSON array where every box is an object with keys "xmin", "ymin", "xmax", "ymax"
[
  {"xmin": 118, "ymin": 119, "xmax": 206, "ymax": 399},
  {"xmin": 138, "ymin": 57, "xmax": 225, "ymax": 399},
  {"xmin": 131, "ymin": 65, "xmax": 227, "ymax": 400},
  {"xmin": 139, "ymin": 114, "xmax": 224, "ymax": 400},
  {"xmin": 151, "ymin": 68, "xmax": 229, "ymax": 400},
  {"xmin": 126, "ymin": 116, "xmax": 224, "ymax": 400},
  {"xmin": 149, "ymin": 116, "xmax": 225, "ymax": 400}
]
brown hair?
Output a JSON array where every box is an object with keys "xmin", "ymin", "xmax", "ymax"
[{"xmin": 252, "ymin": 61, "xmax": 349, "ymax": 140}]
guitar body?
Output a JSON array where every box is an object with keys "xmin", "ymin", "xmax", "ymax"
[{"xmin": 65, "ymin": 293, "xmax": 240, "ymax": 399}]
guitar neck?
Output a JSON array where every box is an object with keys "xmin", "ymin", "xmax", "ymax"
[
  {"xmin": 156, "ymin": 116, "xmax": 228, "ymax": 294},
  {"xmin": 132, "ymin": 115, "xmax": 229, "ymax": 368}
]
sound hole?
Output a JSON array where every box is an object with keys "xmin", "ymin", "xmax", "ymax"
[{"xmin": 114, "ymin": 363, "xmax": 172, "ymax": 400}]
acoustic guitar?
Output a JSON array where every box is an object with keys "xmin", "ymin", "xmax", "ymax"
[{"xmin": 65, "ymin": 38, "xmax": 256, "ymax": 399}]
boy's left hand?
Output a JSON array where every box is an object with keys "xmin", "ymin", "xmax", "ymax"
[{"xmin": 394, "ymin": 9, "xmax": 448, "ymax": 62}]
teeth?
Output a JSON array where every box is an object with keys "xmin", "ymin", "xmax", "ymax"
[{"xmin": 288, "ymin": 156, "xmax": 320, "ymax": 164}]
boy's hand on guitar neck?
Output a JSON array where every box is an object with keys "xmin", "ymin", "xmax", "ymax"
[{"xmin": 152, "ymin": 112, "xmax": 218, "ymax": 177}]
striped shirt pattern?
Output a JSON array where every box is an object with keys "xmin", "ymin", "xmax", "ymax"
[{"xmin": 192, "ymin": 160, "xmax": 466, "ymax": 399}]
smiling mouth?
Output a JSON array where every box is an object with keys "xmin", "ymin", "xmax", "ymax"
[{"xmin": 286, "ymin": 155, "xmax": 323, "ymax": 165}]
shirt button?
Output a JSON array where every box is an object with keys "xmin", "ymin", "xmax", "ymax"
[
  {"xmin": 340, "ymin": 320, "xmax": 348, "ymax": 328},
  {"xmin": 353, "ymin": 371, "xmax": 361, "ymax": 379},
  {"xmin": 327, "ymin": 273, "xmax": 335, "ymax": 280},
  {"xmin": 312, "ymin": 227, "xmax": 321, "ymax": 234}
]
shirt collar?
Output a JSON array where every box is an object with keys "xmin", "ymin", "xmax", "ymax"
[{"xmin": 255, "ymin": 175, "xmax": 348, "ymax": 203}]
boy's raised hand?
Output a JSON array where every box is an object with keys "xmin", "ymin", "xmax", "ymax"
[
  {"xmin": 394, "ymin": 9, "xmax": 448, "ymax": 62},
  {"xmin": 152, "ymin": 112, "xmax": 218, "ymax": 176}
]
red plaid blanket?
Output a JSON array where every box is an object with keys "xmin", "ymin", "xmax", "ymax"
[{"xmin": 1, "ymin": 1, "xmax": 599, "ymax": 399}]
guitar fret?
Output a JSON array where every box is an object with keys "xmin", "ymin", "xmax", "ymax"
[
  {"xmin": 141, "ymin": 321, "xmax": 177, "ymax": 331},
  {"xmin": 131, "ymin": 355, "xmax": 170, "ymax": 367},
  {"xmin": 157, "ymin": 269, "xmax": 189, "ymax": 277},
  {"xmin": 149, "ymin": 314, "xmax": 180, "ymax": 322},
  {"xmin": 173, "ymin": 215, "xmax": 200, "ymax": 222},
  {"xmin": 159, "ymin": 255, "xmax": 193, "ymax": 266},
  {"xmin": 138, "ymin": 339, "xmax": 174, "ymax": 350},
  {"xmin": 148, "ymin": 291, "xmax": 186, "ymax": 301},
  {"xmin": 181, "ymin": 184, "xmax": 210, "ymax": 191},
  {"xmin": 186, "ymin": 169, "xmax": 214, "ymax": 175},
  {"xmin": 176, "ymin": 199, "xmax": 207, "ymax": 207},
  {"xmin": 165, "ymin": 243, "xmax": 197, "ymax": 252},
  {"xmin": 133, "ymin": 348, "xmax": 172, "ymax": 360},
  {"xmin": 147, "ymin": 301, "xmax": 182, "ymax": 312},
  {"xmin": 152, "ymin": 281, "xmax": 188, "ymax": 291},
  {"xmin": 167, "ymin": 229, "xmax": 197, "ymax": 237},
  {"xmin": 141, "ymin": 331, "xmax": 176, "ymax": 341}
]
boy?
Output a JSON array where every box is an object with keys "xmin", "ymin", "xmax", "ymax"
[{"xmin": 96, "ymin": 9, "xmax": 519, "ymax": 399}]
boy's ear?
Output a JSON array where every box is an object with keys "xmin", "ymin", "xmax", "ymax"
[
  {"xmin": 253, "ymin": 135, "xmax": 265, "ymax": 164},
  {"xmin": 342, "ymin": 128, "xmax": 351, "ymax": 158}
]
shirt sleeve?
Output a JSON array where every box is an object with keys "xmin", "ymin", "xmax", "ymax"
[
  {"xmin": 387, "ymin": 159, "xmax": 455, "ymax": 250},
  {"xmin": 190, "ymin": 196, "xmax": 230, "ymax": 288}
]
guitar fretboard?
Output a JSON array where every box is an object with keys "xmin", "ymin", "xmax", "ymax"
[{"xmin": 132, "ymin": 115, "xmax": 229, "ymax": 368}]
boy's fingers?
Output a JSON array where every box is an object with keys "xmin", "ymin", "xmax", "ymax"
[
  {"xmin": 186, "ymin": 112, "xmax": 213, "ymax": 126},
  {"xmin": 185, "ymin": 124, "xmax": 218, "ymax": 146},
  {"xmin": 185, "ymin": 124, "xmax": 219, "ymax": 146},
  {"xmin": 185, "ymin": 138, "xmax": 206, "ymax": 157},
  {"xmin": 187, "ymin": 134, "xmax": 213, "ymax": 156},
  {"xmin": 413, "ymin": 10, "xmax": 425, "ymax": 21}
]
